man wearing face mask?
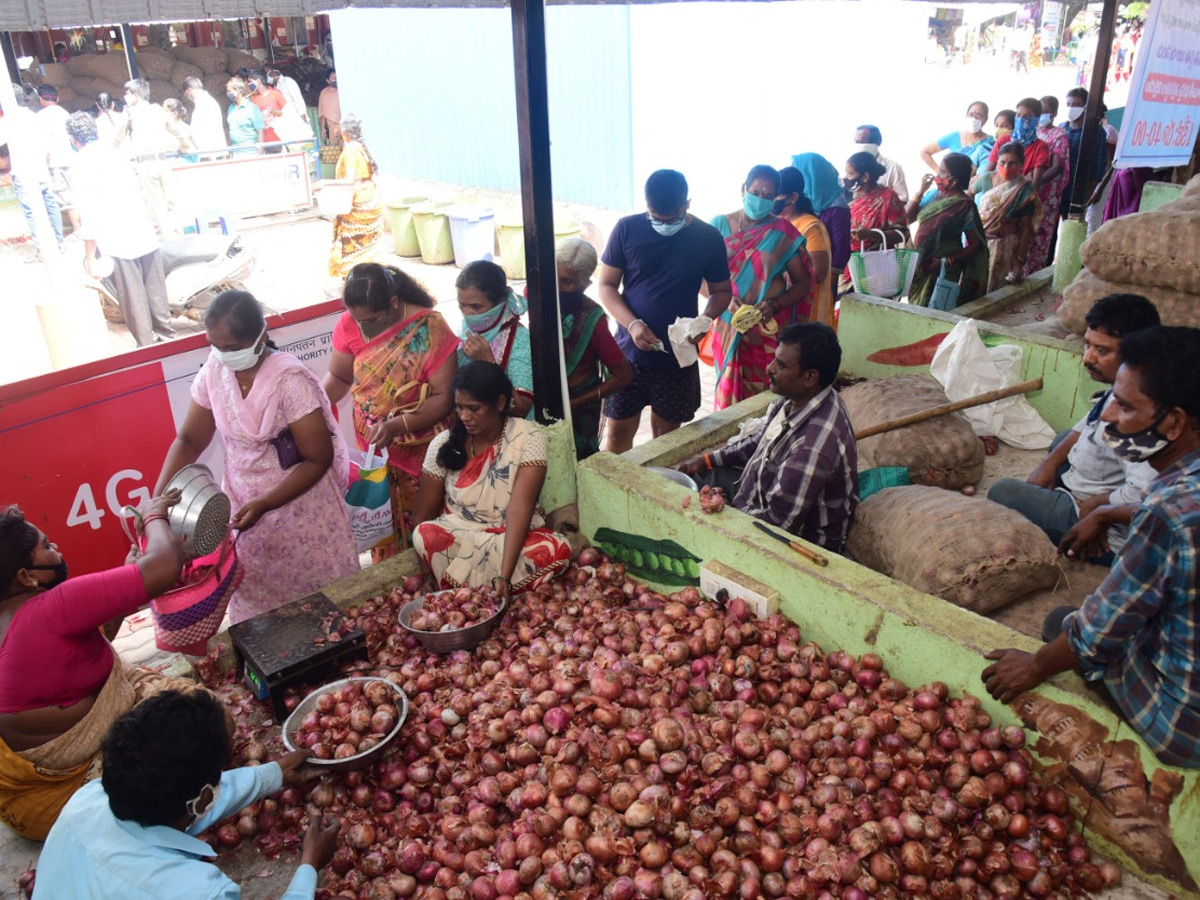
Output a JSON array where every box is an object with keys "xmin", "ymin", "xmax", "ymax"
[
  {"xmin": 983, "ymin": 325, "xmax": 1200, "ymax": 769},
  {"xmin": 988, "ymin": 293, "xmax": 1159, "ymax": 560},
  {"xmin": 65, "ymin": 110, "xmax": 174, "ymax": 347},
  {"xmin": 597, "ymin": 169, "xmax": 732, "ymax": 453},
  {"xmin": 1060, "ymin": 87, "xmax": 1108, "ymax": 217},
  {"xmin": 852, "ymin": 125, "xmax": 909, "ymax": 204},
  {"xmin": 37, "ymin": 690, "xmax": 340, "ymax": 898}
]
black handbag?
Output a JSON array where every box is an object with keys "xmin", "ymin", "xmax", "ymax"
[{"xmin": 270, "ymin": 427, "xmax": 302, "ymax": 469}]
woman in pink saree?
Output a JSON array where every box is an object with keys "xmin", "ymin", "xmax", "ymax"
[{"xmin": 157, "ymin": 291, "xmax": 360, "ymax": 624}]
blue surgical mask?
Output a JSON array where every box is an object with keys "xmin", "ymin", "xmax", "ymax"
[
  {"xmin": 743, "ymin": 192, "xmax": 775, "ymax": 220},
  {"xmin": 226, "ymin": 92, "xmax": 237, "ymax": 102},
  {"xmin": 1038, "ymin": 113, "xmax": 1053, "ymax": 127},
  {"xmin": 649, "ymin": 213, "xmax": 686, "ymax": 237}
]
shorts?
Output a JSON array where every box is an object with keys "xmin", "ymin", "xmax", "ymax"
[{"xmin": 604, "ymin": 361, "xmax": 701, "ymax": 424}]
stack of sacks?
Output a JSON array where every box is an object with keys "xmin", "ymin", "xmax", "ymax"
[
  {"xmin": 840, "ymin": 375, "xmax": 985, "ymax": 490},
  {"xmin": 1060, "ymin": 175, "xmax": 1200, "ymax": 331},
  {"xmin": 26, "ymin": 46, "xmax": 277, "ymax": 116},
  {"xmin": 57, "ymin": 52, "xmax": 131, "ymax": 111}
]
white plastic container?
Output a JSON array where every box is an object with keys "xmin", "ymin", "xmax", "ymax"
[{"xmin": 447, "ymin": 205, "xmax": 495, "ymax": 268}]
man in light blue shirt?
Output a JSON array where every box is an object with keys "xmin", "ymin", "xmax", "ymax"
[{"xmin": 38, "ymin": 690, "xmax": 338, "ymax": 899}]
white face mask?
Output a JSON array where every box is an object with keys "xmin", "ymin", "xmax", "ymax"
[
  {"xmin": 211, "ymin": 327, "xmax": 266, "ymax": 372},
  {"xmin": 1067, "ymin": 105, "xmax": 1085, "ymax": 122},
  {"xmin": 965, "ymin": 117, "xmax": 984, "ymax": 134},
  {"xmin": 855, "ymin": 142, "xmax": 881, "ymax": 158}
]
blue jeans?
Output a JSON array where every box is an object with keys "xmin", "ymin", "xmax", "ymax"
[
  {"xmin": 986, "ymin": 478, "xmax": 1079, "ymax": 546},
  {"xmin": 13, "ymin": 175, "xmax": 63, "ymax": 246}
]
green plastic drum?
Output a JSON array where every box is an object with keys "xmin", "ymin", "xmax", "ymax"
[
  {"xmin": 411, "ymin": 201, "xmax": 455, "ymax": 265},
  {"xmin": 384, "ymin": 196, "xmax": 429, "ymax": 258},
  {"xmin": 497, "ymin": 219, "xmax": 583, "ymax": 281}
]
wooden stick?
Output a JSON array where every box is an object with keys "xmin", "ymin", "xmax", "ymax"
[
  {"xmin": 784, "ymin": 539, "xmax": 828, "ymax": 567},
  {"xmin": 853, "ymin": 378, "xmax": 1044, "ymax": 440}
]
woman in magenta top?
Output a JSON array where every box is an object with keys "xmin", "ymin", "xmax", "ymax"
[{"xmin": 0, "ymin": 494, "xmax": 185, "ymax": 839}]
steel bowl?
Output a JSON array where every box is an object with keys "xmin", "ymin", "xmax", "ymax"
[
  {"xmin": 645, "ymin": 466, "xmax": 698, "ymax": 490},
  {"xmin": 281, "ymin": 677, "xmax": 408, "ymax": 772},
  {"xmin": 398, "ymin": 590, "xmax": 507, "ymax": 654},
  {"xmin": 164, "ymin": 463, "xmax": 231, "ymax": 559}
]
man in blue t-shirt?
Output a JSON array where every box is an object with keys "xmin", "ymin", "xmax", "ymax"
[{"xmin": 598, "ymin": 170, "xmax": 732, "ymax": 453}]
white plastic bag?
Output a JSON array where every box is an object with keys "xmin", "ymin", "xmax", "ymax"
[
  {"xmin": 929, "ymin": 320, "xmax": 1056, "ymax": 450},
  {"xmin": 345, "ymin": 444, "xmax": 394, "ymax": 553},
  {"xmin": 667, "ymin": 315, "xmax": 713, "ymax": 367}
]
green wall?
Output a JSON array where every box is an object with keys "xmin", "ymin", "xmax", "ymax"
[{"xmin": 837, "ymin": 294, "xmax": 1095, "ymax": 432}]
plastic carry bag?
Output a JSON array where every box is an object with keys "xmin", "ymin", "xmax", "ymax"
[
  {"xmin": 667, "ymin": 315, "xmax": 713, "ymax": 368},
  {"xmin": 848, "ymin": 230, "xmax": 919, "ymax": 299},
  {"xmin": 929, "ymin": 320, "xmax": 1056, "ymax": 450},
  {"xmin": 345, "ymin": 444, "xmax": 394, "ymax": 553}
]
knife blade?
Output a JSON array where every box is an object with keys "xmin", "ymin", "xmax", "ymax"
[{"xmin": 753, "ymin": 521, "xmax": 828, "ymax": 567}]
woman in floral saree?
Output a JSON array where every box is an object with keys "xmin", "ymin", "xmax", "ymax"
[
  {"xmin": 324, "ymin": 264, "xmax": 459, "ymax": 557},
  {"xmin": 905, "ymin": 153, "xmax": 989, "ymax": 307},
  {"xmin": 413, "ymin": 363, "xmax": 571, "ymax": 597},
  {"xmin": 328, "ymin": 115, "xmax": 383, "ymax": 278},
  {"xmin": 977, "ymin": 142, "xmax": 1042, "ymax": 292},
  {"xmin": 709, "ymin": 165, "xmax": 813, "ymax": 410}
]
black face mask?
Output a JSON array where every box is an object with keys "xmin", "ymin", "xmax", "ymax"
[
  {"xmin": 772, "ymin": 198, "xmax": 788, "ymax": 216},
  {"xmin": 28, "ymin": 560, "xmax": 69, "ymax": 590}
]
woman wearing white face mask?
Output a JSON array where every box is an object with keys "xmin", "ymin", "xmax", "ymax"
[
  {"xmin": 156, "ymin": 290, "xmax": 359, "ymax": 623},
  {"xmin": 919, "ymin": 101, "xmax": 995, "ymax": 179}
]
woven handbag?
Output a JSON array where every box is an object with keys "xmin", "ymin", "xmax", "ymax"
[
  {"xmin": 150, "ymin": 535, "xmax": 242, "ymax": 655},
  {"xmin": 848, "ymin": 230, "xmax": 919, "ymax": 299},
  {"xmin": 122, "ymin": 509, "xmax": 243, "ymax": 655}
]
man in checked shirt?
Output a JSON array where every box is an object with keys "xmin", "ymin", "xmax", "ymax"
[
  {"xmin": 680, "ymin": 323, "xmax": 858, "ymax": 553},
  {"xmin": 984, "ymin": 326, "xmax": 1200, "ymax": 768}
]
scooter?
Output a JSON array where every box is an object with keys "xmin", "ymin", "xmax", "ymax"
[{"xmin": 90, "ymin": 231, "xmax": 259, "ymax": 325}]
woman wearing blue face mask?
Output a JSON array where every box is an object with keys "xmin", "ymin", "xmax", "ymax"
[
  {"xmin": 984, "ymin": 98, "xmax": 1049, "ymax": 198},
  {"xmin": 456, "ymin": 260, "xmax": 535, "ymax": 420},
  {"xmin": 708, "ymin": 164, "xmax": 814, "ymax": 410},
  {"xmin": 157, "ymin": 290, "xmax": 359, "ymax": 623}
]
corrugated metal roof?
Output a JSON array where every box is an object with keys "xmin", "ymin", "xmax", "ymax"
[
  {"xmin": 2, "ymin": 0, "xmax": 1015, "ymax": 39},
  {"xmin": 2, "ymin": 0, "xmax": 848, "ymax": 32}
]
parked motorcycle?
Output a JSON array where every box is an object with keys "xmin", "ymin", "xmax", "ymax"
[{"xmin": 89, "ymin": 231, "xmax": 260, "ymax": 325}]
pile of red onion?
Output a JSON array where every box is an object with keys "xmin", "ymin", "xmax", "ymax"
[
  {"xmin": 291, "ymin": 680, "xmax": 401, "ymax": 761},
  {"xmin": 410, "ymin": 587, "xmax": 502, "ymax": 632},
  {"xmin": 698, "ymin": 486, "xmax": 726, "ymax": 514},
  {"xmin": 205, "ymin": 552, "xmax": 1121, "ymax": 899}
]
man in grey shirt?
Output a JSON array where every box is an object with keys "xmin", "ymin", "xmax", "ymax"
[{"xmin": 988, "ymin": 293, "xmax": 1160, "ymax": 561}]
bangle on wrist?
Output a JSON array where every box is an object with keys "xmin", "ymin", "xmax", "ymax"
[
  {"xmin": 492, "ymin": 575, "xmax": 512, "ymax": 587},
  {"xmin": 704, "ymin": 453, "xmax": 714, "ymax": 470},
  {"xmin": 630, "ymin": 318, "xmax": 645, "ymax": 331}
]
